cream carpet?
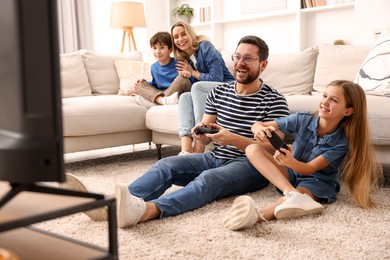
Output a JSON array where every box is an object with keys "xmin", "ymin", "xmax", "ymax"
[{"xmin": 36, "ymin": 146, "xmax": 390, "ymax": 259}]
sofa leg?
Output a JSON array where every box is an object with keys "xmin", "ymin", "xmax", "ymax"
[{"xmin": 156, "ymin": 144, "xmax": 162, "ymax": 160}]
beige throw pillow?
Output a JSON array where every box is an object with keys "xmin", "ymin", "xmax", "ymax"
[
  {"xmin": 60, "ymin": 52, "xmax": 92, "ymax": 98},
  {"xmin": 313, "ymin": 44, "xmax": 370, "ymax": 94},
  {"xmin": 79, "ymin": 50, "xmax": 143, "ymax": 95},
  {"xmin": 355, "ymin": 28, "xmax": 390, "ymax": 97},
  {"xmin": 114, "ymin": 59, "xmax": 152, "ymax": 95},
  {"xmin": 261, "ymin": 47, "xmax": 318, "ymax": 95}
]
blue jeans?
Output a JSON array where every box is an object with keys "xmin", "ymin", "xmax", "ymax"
[
  {"xmin": 128, "ymin": 153, "xmax": 269, "ymax": 218},
  {"xmin": 178, "ymin": 81, "xmax": 221, "ymax": 138}
]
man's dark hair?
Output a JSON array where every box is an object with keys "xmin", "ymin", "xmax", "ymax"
[
  {"xmin": 237, "ymin": 35, "xmax": 269, "ymax": 61},
  {"xmin": 150, "ymin": 32, "xmax": 173, "ymax": 49}
]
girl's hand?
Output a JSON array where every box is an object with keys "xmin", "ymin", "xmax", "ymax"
[
  {"xmin": 254, "ymin": 126, "xmax": 276, "ymax": 143},
  {"xmin": 273, "ymin": 144, "xmax": 294, "ymax": 166}
]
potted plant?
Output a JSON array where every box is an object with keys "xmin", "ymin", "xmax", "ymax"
[{"xmin": 172, "ymin": 4, "xmax": 193, "ymax": 22}]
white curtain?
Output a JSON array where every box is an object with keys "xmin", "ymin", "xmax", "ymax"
[{"xmin": 57, "ymin": 0, "xmax": 94, "ymax": 53}]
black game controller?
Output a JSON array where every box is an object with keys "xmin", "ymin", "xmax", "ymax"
[
  {"xmin": 194, "ymin": 126, "xmax": 219, "ymax": 135},
  {"xmin": 267, "ymin": 130, "xmax": 288, "ymax": 154}
]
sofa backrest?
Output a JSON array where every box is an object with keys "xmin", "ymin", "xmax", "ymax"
[
  {"xmin": 312, "ymin": 44, "xmax": 370, "ymax": 94},
  {"xmin": 220, "ymin": 44, "xmax": 371, "ymax": 96},
  {"xmin": 221, "ymin": 47, "xmax": 318, "ymax": 96},
  {"xmin": 262, "ymin": 47, "xmax": 318, "ymax": 95},
  {"xmin": 60, "ymin": 50, "xmax": 143, "ymax": 98}
]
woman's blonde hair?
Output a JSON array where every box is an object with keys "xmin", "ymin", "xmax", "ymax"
[
  {"xmin": 330, "ymin": 80, "xmax": 382, "ymax": 208},
  {"xmin": 170, "ymin": 21, "xmax": 208, "ymax": 60}
]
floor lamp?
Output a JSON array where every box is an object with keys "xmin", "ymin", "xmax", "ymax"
[{"xmin": 110, "ymin": 2, "xmax": 146, "ymax": 52}]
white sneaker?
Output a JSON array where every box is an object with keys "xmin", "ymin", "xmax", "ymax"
[
  {"xmin": 115, "ymin": 183, "xmax": 146, "ymax": 228},
  {"xmin": 162, "ymin": 92, "xmax": 179, "ymax": 105},
  {"xmin": 135, "ymin": 95, "xmax": 157, "ymax": 109},
  {"xmin": 274, "ymin": 191, "xmax": 324, "ymax": 220},
  {"xmin": 223, "ymin": 196, "xmax": 264, "ymax": 231},
  {"xmin": 178, "ymin": 151, "xmax": 191, "ymax": 156},
  {"xmin": 59, "ymin": 173, "xmax": 108, "ymax": 221}
]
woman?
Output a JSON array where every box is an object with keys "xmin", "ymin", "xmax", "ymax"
[{"xmin": 171, "ymin": 21, "xmax": 235, "ymax": 155}]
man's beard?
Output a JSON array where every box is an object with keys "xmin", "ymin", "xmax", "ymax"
[{"xmin": 235, "ymin": 66, "xmax": 261, "ymax": 84}]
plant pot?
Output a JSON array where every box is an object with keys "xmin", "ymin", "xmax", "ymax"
[{"xmin": 175, "ymin": 15, "xmax": 190, "ymax": 23}]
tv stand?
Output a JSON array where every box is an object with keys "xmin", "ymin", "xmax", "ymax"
[{"xmin": 0, "ymin": 182, "xmax": 118, "ymax": 259}]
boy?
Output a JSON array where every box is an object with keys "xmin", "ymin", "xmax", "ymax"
[{"xmin": 134, "ymin": 32, "xmax": 192, "ymax": 107}]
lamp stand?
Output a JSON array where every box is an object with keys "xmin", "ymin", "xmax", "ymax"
[{"xmin": 121, "ymin": 27, "xmax": 137, "ymax": 52}]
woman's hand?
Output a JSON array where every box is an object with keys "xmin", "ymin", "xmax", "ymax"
[
  {"xmin": 176, "ymin": 60, "xmax": 193, "ymax": 74},
  {"xmin": 179, "ymin": 70, "xmax": 191, "ymax": 78}
]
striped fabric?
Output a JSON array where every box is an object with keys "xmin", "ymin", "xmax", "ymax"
[{"xmin": 205, "ymin": 80, "xmax": 289, "ymax": 160}]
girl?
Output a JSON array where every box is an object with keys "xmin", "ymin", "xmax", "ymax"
[
  {"xmin": 223, "ymin": 80, "xmax": 382, "ymax": 231},
  {"xmin": 171, "ymin": 21, "xmax": 235, "ymax": 155}
]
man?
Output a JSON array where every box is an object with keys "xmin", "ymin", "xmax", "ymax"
[
  {"xmin": 63, "ymin": 35, "xmax": 289, "ymax": 228},
  {"xmin": 114, "ymin": 35, "xmax": 289, "ymax": 228}
]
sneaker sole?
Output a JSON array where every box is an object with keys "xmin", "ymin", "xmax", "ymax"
[
  {"xmin": 115, "ymin": 184, "xmax": 130, "ymax": 228},
  {"xmin": 275, "ymin": 207, "xmax": 324, "ymax": 220},
  {"xmin": 60, "ymin": 173, "xmax": 107, "ymax": 221},
  {"xmin": 223, "ymin": 196, "xmax": 257, "ymax": 231}
]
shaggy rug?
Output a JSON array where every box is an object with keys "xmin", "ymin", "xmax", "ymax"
[{"xmin": 35, "ymin": 146, "xmax": 390, "ymax": 259}]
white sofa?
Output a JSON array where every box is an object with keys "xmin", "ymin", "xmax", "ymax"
[
  {"xmin": 60, "ymin": 50, "xmax": 152, "ymax": 153},
  {"xmin": 60, "ymin": 45, "xmax": 390, "ymax": 166}
]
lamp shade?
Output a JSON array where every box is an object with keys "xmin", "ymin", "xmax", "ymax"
[{"xmin": 110, "ymin": 2, "xmax": 146, "ymax": 29}]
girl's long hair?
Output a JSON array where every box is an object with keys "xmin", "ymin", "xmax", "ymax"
[
  {"xmin": 170, "ymin": 21, "xmax": 208, "ymax": 60},
  {"xmin": 333, "ymin": 80, "xmax": 382, "ymax": 208}
]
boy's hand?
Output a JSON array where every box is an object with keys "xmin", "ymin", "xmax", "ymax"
[{"xmin": 134, "ymin": 79, "xmax": 146, "ymax": 93}]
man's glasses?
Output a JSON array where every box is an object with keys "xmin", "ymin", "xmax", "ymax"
[{"xmin": 231, "ymin": 53, "xmax": 260, "ymax": 64}]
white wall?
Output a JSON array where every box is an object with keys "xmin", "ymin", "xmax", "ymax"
[
  {"xmin": 354, "ymin": 0, "xmax": 390, "ymax": 45},
  {"xmin": 90, "ymin": 0, "xmax": 390, "ymax": 57}
]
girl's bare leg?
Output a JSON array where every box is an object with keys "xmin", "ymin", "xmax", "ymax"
[{"xmin": 246, "ymin": 144, "xmax": 296, "ymax": 193}]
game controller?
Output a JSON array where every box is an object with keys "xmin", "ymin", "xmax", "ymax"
[
  {"xmin": 194, "ymin": 126, "xmax": 219, "ymax": 135},
  {"xmin": 267, "ymin": 130, "xmax": 288, "ymax": 154}
]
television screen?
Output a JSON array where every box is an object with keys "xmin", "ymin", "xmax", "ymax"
[{"xmin": 0, "ymin": 0, "xmax": 64, "ymax": 183}]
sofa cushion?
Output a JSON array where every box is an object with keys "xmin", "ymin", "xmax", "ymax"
[
  {"xmin": 79, "ymin": 50, "xmax": 143, "ymax": 95},
  {"xmin": 355, "ymin": 28, "xmax": 390, "ymax": 97},
  {"xmin": 262, "ymin": 47, "xmax": 318, "ymax": 95},
  {"xmin": 146, "ymin": 105, "xmax": 179, "ymax": 134},
  {"xmin": 366, "ymin": 95, "xmax": 390, "ymax": 145},
  {"xmin": 313, "ymin": 44, "xmax": 370, "ymax": 94},
  {"xmin": 114, "ymin": 59, "xmax": 152, "ymax": 95},
  {"xmin": 62, "ymin": 95, "xmax": 148, "ymax": 136},
  {"xmin": 60, "ymin": 52, "xmax": 92, "ymax": 98}
]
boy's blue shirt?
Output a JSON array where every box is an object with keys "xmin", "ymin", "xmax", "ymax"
[
  {"xmin": 147, "ymin": 58, "xmax": 177, "ymax": 90},
  {"xmin": 147, "ymin": 58, "xmax": 196, "ymax": 89}
]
